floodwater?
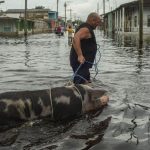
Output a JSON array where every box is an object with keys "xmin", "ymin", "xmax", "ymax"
[{"xmin": 0, "ymin": 31, "xmax": 150, "ymax": 150}]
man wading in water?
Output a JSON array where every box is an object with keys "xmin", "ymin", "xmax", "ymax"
[{"xmin": 70, "ymin": 12, "xmax": 101, "ymax": 84}]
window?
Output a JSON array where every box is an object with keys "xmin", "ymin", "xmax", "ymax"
[
  {"xmin": 147, "ymin": 15, "xmax": 150, "ymax": 27},
  {"xmin": 4, "ymin": 26, "xmax": 11, "ymax": 32},
  {"xmin": 134, "ymin": 16, "xmax": 137, "ymax": 27}
]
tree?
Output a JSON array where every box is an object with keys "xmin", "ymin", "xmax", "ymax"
[{"xmin": 35, "ymin": 6, "xmax": 45, "ymax": 9}]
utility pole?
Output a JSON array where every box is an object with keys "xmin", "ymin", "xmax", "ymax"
[
  {"xmin": 139, "ymin": 0, "xmax": 143, "ymax": 48},
  {"xmin": 103, "ymin": 0, "xmax": 105, "ymax": 34},
  {"xmin": 67, "ymin": 8, "xmax": 72, "ymax": 22},
  {"xmin": 57, "ymin": 0, "xmax": 59, "ymax": 19},
  {"xmin": 97, "ymin": 2, "xmax": 99, "ymax": 14},
  {"xmin": 0, "ymin": 0, "xmax": 4, "ymax": 14},
  {"xmin": 103, "ymin": 0, "xmax": 105, "ymax": 16},
  {"xmin": 77, "ymin": 17, "xmax": 80, "ymax": 26},
  {"xmin": 24, "ymin": 0, "xmax": 27, "ymax": 36},
  {"xmin": 64, "ymin": 2, "xmax": 67, "ymax": 28}
]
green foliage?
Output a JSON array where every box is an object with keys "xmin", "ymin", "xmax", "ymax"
[{"xmin": 35, "ymin": 6, "xmax": 45, "ymax": 9}]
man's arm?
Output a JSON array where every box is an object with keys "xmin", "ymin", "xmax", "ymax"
[{"xmin": 72, "ymin": 27, "xmax": 91, "ymax": 64}]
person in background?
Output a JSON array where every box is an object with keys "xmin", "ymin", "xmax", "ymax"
[
  {"xmin": 56, "ymin": 25, "xmax": 61, "ymax": 36},
  {"xmin": 60, "ymin": 25, "xmax": 64, "ymax": 36},
  {"xmin": 69, "ymin": 12, "xmax": 101, "ymax": 84},
  {"xmin": 67, "ymin": 25, "xmax": 74, "ymax": 45}
]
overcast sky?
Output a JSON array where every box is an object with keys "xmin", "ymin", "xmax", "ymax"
[{"xmin": 0, "ymin": 0, "xmax": 134, "ymax": 21}]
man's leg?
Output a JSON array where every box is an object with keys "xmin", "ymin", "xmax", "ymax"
[{"xmin": 72, "ymin": 65, "xmax": 90, "ymax": 84}]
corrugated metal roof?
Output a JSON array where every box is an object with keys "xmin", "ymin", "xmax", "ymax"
[
  {"xmin": 120, "ymin": 0, "xmax": 150, "ymax": 8},
  {"xmin": 5, "ymin": 9, "xmax": 51, "ymax": 13},
  {"xmin": 0, "ymin": 15, "xmax": 34, "ymax": 22}
]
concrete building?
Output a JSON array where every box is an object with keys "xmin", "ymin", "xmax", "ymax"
[
  {"xmin": 103, "ymin": 0, "xmax": 150, "ymax": 35},
  {"xmin": 5, "ymin": 8, "xmax": 50, "ymax": 20},
  {"xmin": 0, "ymin": 9, "xmax": 58, "ymax": 36},
  {"xmin": 0, "ymin": 15, "xmax": 33, "ymax": 36},
  {"xmin": 5, "ymin": 9, "xmax": 50, "ymax": 34}
]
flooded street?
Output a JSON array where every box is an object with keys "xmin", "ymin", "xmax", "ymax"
[{"xmin": 0, "ymin": 31, "xmax": 150, "ymax": 150}]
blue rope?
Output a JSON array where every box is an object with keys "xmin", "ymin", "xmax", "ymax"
[
  {"xmin": 71, "ymin": 44, "xmax": 101, "ymax": 82},
  {"xmin": 71, "ymin": 63, "xmax": 83, "ymax": 81}
]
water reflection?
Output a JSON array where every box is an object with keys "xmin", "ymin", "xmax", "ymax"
[
  {"xmin": 107, "ymin": 33, "xmax": 150, "ymax": 49},
  {"xmin": 107, "ymin": 33, "xmax": 150, "ymax": 75},
  {"xmin": 70, "ymin": 117, "xmax": 111, "ymax": 150},
  {"xmin": 136, "ymin": 51, "xmax": 143, "ymax": 74},
  {"xmin": 24, "ymin": 36, "xmax": 30, "ymax": 67}
]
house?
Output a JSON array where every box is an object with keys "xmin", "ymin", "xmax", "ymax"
[
  {"xmin": 103, "ymin": 0, "xmax": 150, "ymax": 35},
  {"xmin": 0, "ymin": 8, "xmax": 62, "ymax": 36},
  {"xmin": 0, "ymin": 15, "xmax": 33, "ymax": 36},
  {"xmin": 5, "ymin": 8, "xmax": 50, "ymax": 20},
  {"xmin": 5, "ymin": 9, "xmax": 50, "ymax": 34}
]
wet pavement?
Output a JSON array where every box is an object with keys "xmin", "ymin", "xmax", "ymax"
[{"xmin": 0, "ymin": 31, "xmax": 150, "ymax": 150}]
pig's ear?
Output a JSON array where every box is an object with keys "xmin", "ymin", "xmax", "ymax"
[{"xmin": 87, "ymin": 89, "xmax": 107, "ymax": 101}]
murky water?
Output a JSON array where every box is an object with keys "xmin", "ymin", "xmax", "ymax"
[{"xmin": 0, "ymin": 32, "xmax": 150, "ymax": 150}]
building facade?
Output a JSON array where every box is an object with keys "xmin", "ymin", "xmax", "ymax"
[
  {"xmin": 0, "ymin": 15, "xmax": 33, "ymax": 36},
  {"xmin": 103, "ymin": 0, "xmax": 150, "ymax": 35},
  {"xmin": 0, "ymin": 9, "xmax": 58, "ymax": 36}
]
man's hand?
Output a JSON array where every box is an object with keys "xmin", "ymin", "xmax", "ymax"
[{"xmin": 78, "ymin": 55, "xmax": 85, "ymax": 64}]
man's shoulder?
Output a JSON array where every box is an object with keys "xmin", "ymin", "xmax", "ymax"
[{"xmin": 77, "ymin": 23, "xmax": 92, "ymax": 32}]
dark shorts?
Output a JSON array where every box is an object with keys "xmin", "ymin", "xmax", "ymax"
[{"xmin": 71, "ymin": 64, "xmax": 90, "ymax": 84}]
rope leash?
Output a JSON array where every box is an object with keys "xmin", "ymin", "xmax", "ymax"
[
  {"xmin": 73, "ymin": 85, "xmax": 83, "ymax": 101},
  {"xmin": 72, "ymin": 85, "xmax": 85, "ymax": 113},
  {"xmin": 49, "ymin": 85, "xmax": 84, "ymax": 119},
  {"xmin": 49, "ymin": 88, "xmax": 54, "ymax": 119}
]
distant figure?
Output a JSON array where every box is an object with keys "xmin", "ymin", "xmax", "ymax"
[
  {"xmin": 55, "ymin": 25, "xmax": 64, "ymax": 36},
  {"xmin": 67, "ymin": 25, "xmax": 74, "ymax": 45},
  {"xmin": 56, "ymin": 26, "xmax": 61, "ymax": 36},
  {"xmin": 60, "ymin": 26, "xmax": 64, "ymax": 36},
  {"xmin": 70, "ymin": 12, "xmax": 101, "ymax": 84}
]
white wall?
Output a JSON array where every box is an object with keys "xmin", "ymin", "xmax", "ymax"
[
  {"xmin": 130, "ymin": 7, "xmax": 150, "ymax": 33},
  {"xmin": 131, "ymin": 9, "xmax": 138, "ymax": 32},
  {"xmin": 143, "ymin": 7, "xmax": 150, "ymax": 33},
  {"xmin": 7, "ymin": 13, "xmax": 24, "ymax": 18}
]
